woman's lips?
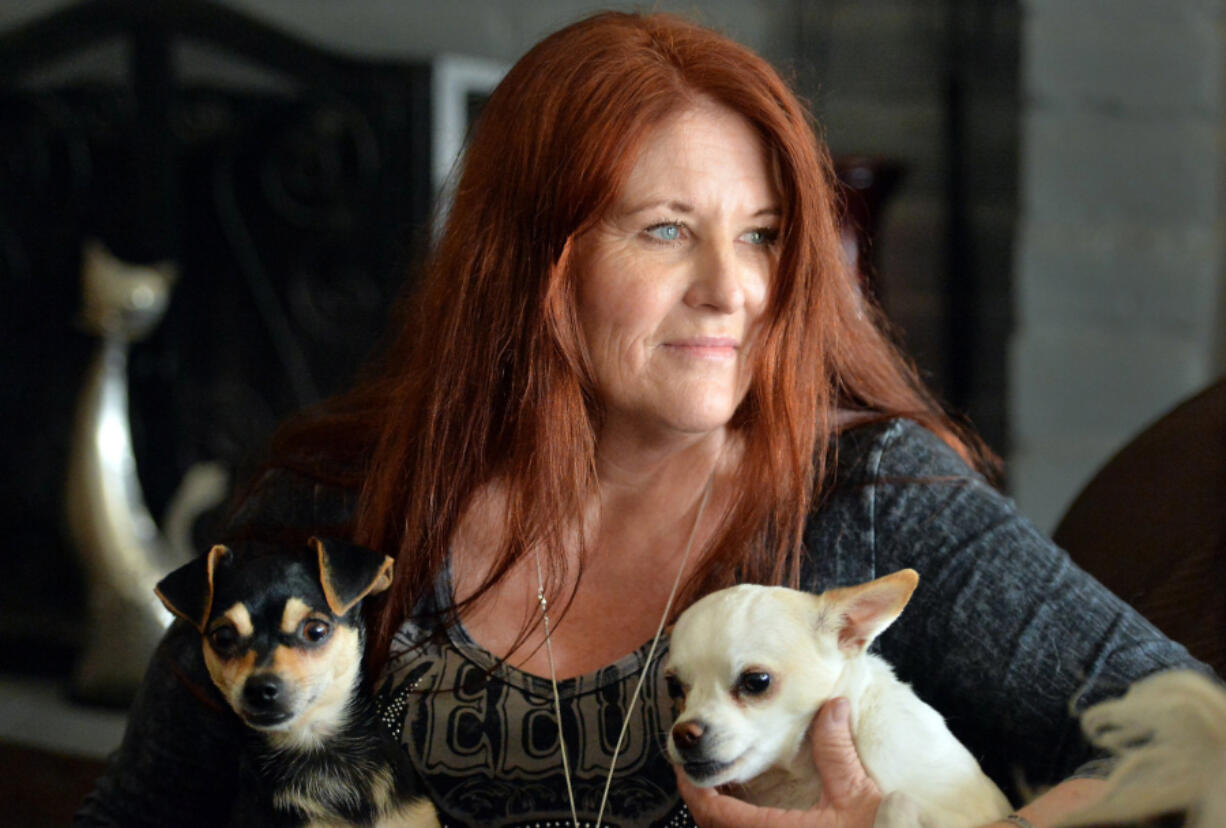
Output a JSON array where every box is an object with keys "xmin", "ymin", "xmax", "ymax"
[{"xmin": 662, "ymin": 337, "xmax": 739, "ymax": 359}]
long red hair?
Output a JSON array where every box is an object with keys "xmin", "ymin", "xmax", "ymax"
[{"xmin": 263, "ymin": 11, "xmax": 993, "ymax": 667}]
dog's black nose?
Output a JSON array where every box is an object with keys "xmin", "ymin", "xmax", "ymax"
[
  {"xmin": 243, "ymin": 675, "xmax": 284, "ymax": 711},
  {"xmin": 671, "ymin": 720, "xmax": 706, "ymax": 752}
]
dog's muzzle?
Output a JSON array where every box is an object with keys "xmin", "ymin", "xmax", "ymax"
[
  {"xmin": 240, "ymin": 673, "xmax": 295, "ymax": 726},
  {"xmin": 671, "ymin": 720, "xmax": 706, "ymax": 753},
  {"xmin": 671, "ymin": 720, "xmax": 737, "ymax": 782}
]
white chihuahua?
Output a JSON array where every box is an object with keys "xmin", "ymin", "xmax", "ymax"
[{"xmin": 664, "ymin": 569, "xmax": 1011, "ymax": 827}]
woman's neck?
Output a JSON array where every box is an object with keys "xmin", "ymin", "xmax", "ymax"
[
  {"xmin": 592, "ymin": 424, "xmax": 730, "ymax": 516},
  {"xmin": 447, "ymin": 426, "xmax": 736, "ymax": 678}
]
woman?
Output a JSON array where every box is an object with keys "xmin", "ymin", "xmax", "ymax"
[{"xmin": 77, "ymin": 11, "xmax": 1206, "ymax": 828}]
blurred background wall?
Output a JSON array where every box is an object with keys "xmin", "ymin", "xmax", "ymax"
[{"xmin": 1012, "ymin": 0, "xmax": 1226, "ymax": 531}]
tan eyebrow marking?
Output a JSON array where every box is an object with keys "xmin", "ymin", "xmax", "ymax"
[
  {"xmin": 281, "ymin": 597, "xmax": 312, "ymax": 634},
  {"xmin": 214, "ymin": 603, "xmax": 253, "ymax": 637}
]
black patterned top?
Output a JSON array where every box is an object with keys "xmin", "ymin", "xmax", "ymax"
[{"xmin": 376, "ymin": 562, "xmax": 691, "ymax": 827}]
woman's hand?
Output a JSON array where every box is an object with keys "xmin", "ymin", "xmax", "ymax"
[{"xmin": 676, "ymin": 697, "xmax": 885, "ymax": 828}]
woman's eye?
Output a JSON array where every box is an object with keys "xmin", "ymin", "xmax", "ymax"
[
  {"xmin": 741, "ymin": 227, "xmax": 779, "ymax": 246},
  {"xmin": 301, "ymin": 620, "xmax": 332, "ymax": 643},
  {"xmin": 737, "ymin": 671, "xmax": 771, "ymax": 695},
  {"xmin": 645, "ymin": 223, "xmax": 684, "ymax": 243}
]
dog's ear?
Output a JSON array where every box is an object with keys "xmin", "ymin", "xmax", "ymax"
[
  {"xmin": 818, "ymin": 569, "xmax": 919, "ymax": 655},
  {"xmin": 154, "ymin": 545, "xmax": 231, "ymax": 632},
  {"xmin": 310, "ymin": 536, "xmax": 394, "ymax": 616}
]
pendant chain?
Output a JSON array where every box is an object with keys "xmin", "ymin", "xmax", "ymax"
[{"xmin": 534, "ymin": 475, "xmax": 714, "ymax": 828}]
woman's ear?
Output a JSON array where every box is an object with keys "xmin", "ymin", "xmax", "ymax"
[
  {"xmin": 310, "ymin": 536, "xmax": 394, "ymax": 616},
  {"xmin": 154, "ymin": 544, "xmax": 230, "ymax": 632},
  {"xmin": 816, "ymin": 569, "xmax": 919, "ymax": 655}
]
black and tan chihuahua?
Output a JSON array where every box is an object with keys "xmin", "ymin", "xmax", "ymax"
[{"xmin": 156, "ymin": 536, "xmax": 438, "ymax": 828}]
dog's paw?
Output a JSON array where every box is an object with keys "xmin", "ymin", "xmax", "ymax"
[{"xmin": 873, "ymin": 791, "xmax": 932, "ymax": 828}]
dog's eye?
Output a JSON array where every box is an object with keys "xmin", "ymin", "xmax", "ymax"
[
  {"xmin": 301, "ymin": 619, "xmax": 332, "ymax": 644},
  {"xmin": 664, "ymin": 674, "xmax": 686, "ymax": 701},
  {"xmin": 208, "ymin": 625, "xmax": 240, "ymax": 655},
  {"xmin": 737, "ymin": 671, "xmax": 771, "ymax": 696}
]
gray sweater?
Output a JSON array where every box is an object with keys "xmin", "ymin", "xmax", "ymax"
[{"xmin": 75, "ymin": 419, "xmax": 1210, "ymax": 827}]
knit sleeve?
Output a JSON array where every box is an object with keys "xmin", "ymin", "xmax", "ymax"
[
  {"xmin": 808, "ymin": 419, "xmax": 1212, "ymax": 798},
  {"xmin": 73, "ymin": 621, "xmax": 242, "ymax": 827}
]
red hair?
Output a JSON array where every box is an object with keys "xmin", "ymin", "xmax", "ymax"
[{"xmin": 265, "ymin": 11, "xmax": 993, "ymax": 667}]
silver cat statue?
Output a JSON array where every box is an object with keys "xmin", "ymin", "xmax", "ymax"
[{"xmin": 65, "ymin": 240, "xmax": 227, "ymax": 705}]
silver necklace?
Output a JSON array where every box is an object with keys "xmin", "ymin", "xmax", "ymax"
[{"xmin": 533, "ymin": 476, "xmax": 714, "ymax": 828}]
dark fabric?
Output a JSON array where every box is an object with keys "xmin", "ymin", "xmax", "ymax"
[{"xmin": 74, "ymin": 419, "xmax": 1213, "ymax": 827}]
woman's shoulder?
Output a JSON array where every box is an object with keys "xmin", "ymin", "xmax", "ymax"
[
  {"xmin": 832, "ymin": 417, "xmax": 984, "ymax": 485},
  {"xmin": 803, "ymin": 418, "xmax": 997, "ymax": 582},
  {"xmin": 219, "ymin": 401, "xmax": 377, "ymax": 543},
  {"xmin": 221, "ymin": 463, "xmax": 361, "ymax": 543}
]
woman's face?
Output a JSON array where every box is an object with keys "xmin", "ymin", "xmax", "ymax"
[{"xmin": 574, "ymin": 101, "xmax": 779, "ymax": 445}]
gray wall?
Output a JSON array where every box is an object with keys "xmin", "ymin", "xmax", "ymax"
[
  {"xmin": 1012, "ymin": 0, "xmax": 1226, "ymax": 530},
  {"xmin": 0, "ymin": 0, "xmax": 793, "ymax": 64},
  {"xmin": 812, "ymin": 2, "xmax": 1019, "ymax": 456}
]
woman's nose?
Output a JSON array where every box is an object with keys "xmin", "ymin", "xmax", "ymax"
[{"xmin": 683, "ymin": 239, "xmax": 746, "ymax": 313}]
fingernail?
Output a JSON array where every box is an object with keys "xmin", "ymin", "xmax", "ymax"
[{"xmin": 829, "ymin": 697, "xmax": 849, "ymax": 725}]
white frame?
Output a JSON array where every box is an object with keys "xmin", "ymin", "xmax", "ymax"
[{"xmin": 431, "ymin": 54, "xmax": 508, "ymax": 199}]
